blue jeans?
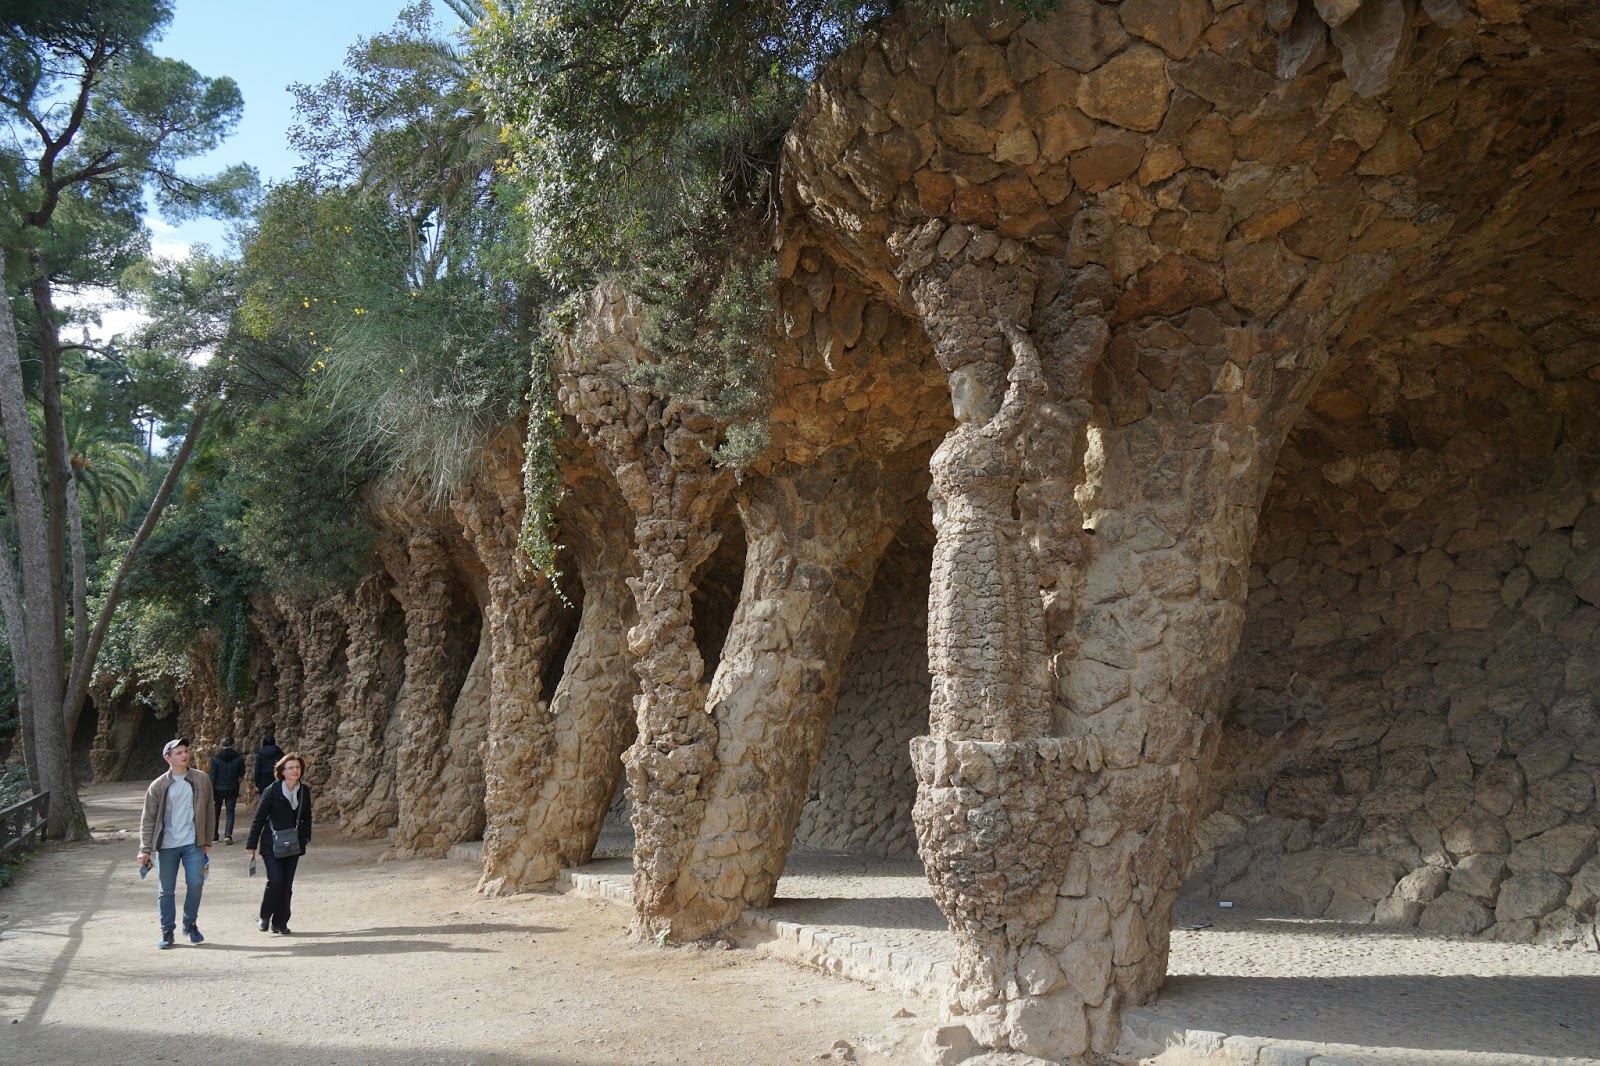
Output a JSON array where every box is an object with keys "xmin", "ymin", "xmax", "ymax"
[{"xmin": 156, "ymin": 843, "xmax": 206, "ymax": 931}]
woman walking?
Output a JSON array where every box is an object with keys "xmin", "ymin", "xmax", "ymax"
[{"xmin": 245, "ymin": 752, "xmax": 312, "ymax": 935}]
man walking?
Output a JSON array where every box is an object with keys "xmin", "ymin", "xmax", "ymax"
[
  {"xmin": 208, "ymin": 737, "xmax": 245, "ymax": 844},
  {"xmin": 137, "ymin": 739, "xmax": 215, "ymax": 949}
]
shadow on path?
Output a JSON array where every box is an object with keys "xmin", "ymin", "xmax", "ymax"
[
  {"xmin": 19, "ymin": 859, "xmax": 117, "ymax": 1027},
  {"xmin": 298, "ymin": 922, "xmax": 559, "ymax": 937},
  {"xmin": 767, "ymin": 896, "xmax": 949, "ymax": 931},
  {"xmin": 198, "ymin": 938, "xmax": 497, "ymax": 957},
  {"xmin": 1155, "ymin": 973, "xmax": 1600, "ymax": 1059},
  {"xmin": 9, "ymin": 1021, "xmax": 581, "ymax": 1066}
]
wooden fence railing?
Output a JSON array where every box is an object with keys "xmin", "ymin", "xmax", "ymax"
[{"xmin": 0, "ymin": 790, "xmax": 49, "ymax": 857}]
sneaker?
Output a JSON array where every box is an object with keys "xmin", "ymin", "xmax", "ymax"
[
  {"xmin": 271, "ymin": 925, "xmax": 292, "ymax": 935},
  {"xmin": 223, "ymin": 836, "xmax": 233, "ymax": 845},
  {"xmin": 258, "ymin": 918, "xmax": 269, "ymax": 932},
  {"xmin": 158, "ymin": 929, "xmax": 175, "ymax": 949},
  {"xmin": 185, "ymin": 924, "xmax": 205, "ymax": 944}
]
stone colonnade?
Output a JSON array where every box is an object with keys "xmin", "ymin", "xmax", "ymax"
[
  {"xmin": 113, "ymin": 2, "xmax": 1600, "ymax": 1062},
  {"xmin": 778, "ymin": 0, "xmax": 1599, "ymax": 1056}
]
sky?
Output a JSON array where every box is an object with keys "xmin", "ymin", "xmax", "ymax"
[
  {"xmin": 150, "ymin": 0, "xmax": 417, "ymax": 254},
  {"xmin": 70, "ymin": 0, "xmax": 414, "ymax": 338}
]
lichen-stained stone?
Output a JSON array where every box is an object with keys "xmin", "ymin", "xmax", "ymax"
[{"xmin": 1076, "ymin": 46, "xmax": 1172, "ymax": 132}]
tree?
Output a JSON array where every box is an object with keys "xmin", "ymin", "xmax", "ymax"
[
  {"xmin": 241, "ymin": 2, "xmax": 531, "ymax": 501},
  {"xmin": 0, "ymin": 0, "xmax": 253, "ymax": 837}
]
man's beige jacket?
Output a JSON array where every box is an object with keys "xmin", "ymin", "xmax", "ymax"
[{"xmin": 138, "ymin": 770, "xmax": 216, "ymax": 854}]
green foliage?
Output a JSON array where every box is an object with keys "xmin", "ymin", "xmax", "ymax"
[
  {"xmin": 118, "ymin": 469, "xmax": 258, "ymax": 703},
  {"xmin": 0, "ymin": 0, "xmax": 257, "ymax": 281},
  {"xmin": 230, "ymin": 394, "xmax": 375, "ymax": 598},
  {"xmin": 0, "ymin": 760, "xmax": 27, "ymax": 885},
  {"xmin": 0, "ymin": 761, "xmax": 23, "ymax": 808},
  {"xmin": 633, "ymin": 247, "xmax": 776, "ymax": 464},
  {"xmin": 516, "ymin": 336, "xmax": 564, "ymax": 593},
  {"xmin": 471, "ymin": 0, "xmax": 884, "ymax": 284},
  {"xmin": 233, "ymin": 4, "xmax": 535, "ymax": 502},
  {"xmin": 240, "ymin": 179, "xmax": 531, "ymax": 499}
]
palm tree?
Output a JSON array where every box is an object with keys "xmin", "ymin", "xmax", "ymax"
[
  {"xmin": 0, "ymin": 404, "xmax": 150, "ymax": 552},
  {"xmin": 63, "ymin": 407, "xmax": 148, "ymax": 550}
]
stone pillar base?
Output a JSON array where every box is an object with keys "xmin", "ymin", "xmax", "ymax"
[{"xmin": 911, "ymin": 735, "xmax": 1095, "ymax": 1060}]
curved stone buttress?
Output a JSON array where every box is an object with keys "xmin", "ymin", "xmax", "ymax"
[
  {"xmin": 331, "ymin": 568, "xmax": 407, "ymax": 834},
  {"xmin": 469, "ymin": 426, "xmax": 640, "ymax": 895},
  {"xmin": 556, "ymin": 284, "xmax": 737, "ymax": 938},
  {"xmin": 784, "ymin": 0, "xmax": 1600, "ymax": 1057}
]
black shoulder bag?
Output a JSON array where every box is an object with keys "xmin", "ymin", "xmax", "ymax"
[{"xmin": 268, "ymin": 786, "xmax": 307, "ymax": 858}]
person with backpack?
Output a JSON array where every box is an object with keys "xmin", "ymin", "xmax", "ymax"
[
  {"xmin": 253, "ymin": 733, "xmax": 284, "ymax": 794},
  {"xmin": 207, "ymin": 737, "xmax": 245, "ymax": 844}
]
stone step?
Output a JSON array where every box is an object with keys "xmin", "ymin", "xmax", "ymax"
[
  {"xmin": 447, "ymin": 841, "xmax": 483, "ymax": 864},
  {"xmin": 554, "ymin": 866, "xmax": 950, "ymax": 1002}
]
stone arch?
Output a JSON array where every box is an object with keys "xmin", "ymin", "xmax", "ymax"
[{"xmin": 797, "ymin": 509, "xmax": 935, "ymax": 857}]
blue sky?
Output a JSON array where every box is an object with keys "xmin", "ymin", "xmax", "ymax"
[{"xmin": 149, "ymin": 0, "xmax": 416, "ymax": 254}]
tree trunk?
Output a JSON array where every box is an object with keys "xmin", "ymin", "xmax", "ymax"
[
  {"xmin": 0, "ymin": 520, "xmax": 38, "ymax": 790},
  {"xmin": 63, "ymin": 407, "xmax": 208, "ymax": 748},
  {"xmin": 27, "ymin": 268, "xmax": 70, "ymax": 673},
  {"xmin": 0, "ymin": 261, "xmax": 84, "ymax": 839},
  {"xmin": 60, "ymin": 418, "xmax": 87, "ymax": 709}
]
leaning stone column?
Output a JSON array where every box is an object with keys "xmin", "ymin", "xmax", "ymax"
[
  {"xmin": 557, "ymin": 284, "xmax": 734, "ymax": 938},
  {"xmin": 333, "ymin": 571, "xmax": 407, "ymax": 836},
  {"xmin": 669, "ymin": 449, "xmax": 924, "ymax": 936},
  {"xmin": 392, "ymin": 528, "xmax": 467, "ymax": 857},
  {"xmin": 479, "ymin": 461, "xmax": 640, "ymax": 894},
  {"xmin": 458, "ymin": 448, "xmax": 573, "ymax": 895}
]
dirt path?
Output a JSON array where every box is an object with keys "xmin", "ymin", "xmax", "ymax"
[{"xmin": 0, "ymin": 784, "xmax": 928, "ymax": 1066}]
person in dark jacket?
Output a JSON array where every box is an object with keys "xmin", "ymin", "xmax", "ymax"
[
  {"xmin": 253, "ymin": 733, "xmax": 284, "ymax": 793},
  {"xmin": 207, "ymin": 737, "xmax": 245, "ymax": 844},
  {"xmin": 246, "ymin": 751, "xmax": 312, "ymax": 935}
]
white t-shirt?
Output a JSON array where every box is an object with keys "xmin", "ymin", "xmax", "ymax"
[{"xmin": 163, "ymin": 773, "xmax": 196, "ymax": 848}]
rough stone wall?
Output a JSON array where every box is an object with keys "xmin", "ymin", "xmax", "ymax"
[
  {"xmin": 781, "ymin": 0, "xmax": 1600, "ymax": 1057},
  {"xmin": 331, "ymin": 570, "xmax": 407, "ymax": 834},
  {"xmin": 391, "ymin": 525, "xmax": 487, "ymax": 858},
  {"xmin": 796, "ymin": 521, "xmax": 933, "ymax": 857},
  {"xmin": 87, "ymin": 675, "xmax": 172, "ymax": 783},
  {"xmin": 1194, "ymin": 314, "xmax": 1600, "ymax": 947}
]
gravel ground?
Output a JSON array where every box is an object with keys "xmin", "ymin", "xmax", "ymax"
[
  {"xmin": 27, "ymin": 788, "xmax": 1592, "ymax": 1065},
  {"xmin": 592, "ymin": 828, "xmax": 1600, "ymax": 1065},
  {"xmin": 0, "ymin": 786, "xmax": 929, "ymax": 1066}
]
